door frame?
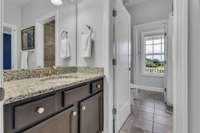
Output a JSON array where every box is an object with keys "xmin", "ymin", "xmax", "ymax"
[
  {"xmin": 173, "ymin": 0, "xmax": 188, "ymax": 132},
  {"xmin": 35, "ymin": 11, "xmax": 59, "ymax": 68},
  {"xmin": 131, "ymin": 20, "xmax": 168, "ymax": 92}
]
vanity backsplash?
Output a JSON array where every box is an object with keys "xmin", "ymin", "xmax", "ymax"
[{"xmin": 4, "ymin": 67, "xmax": 104, "ymax": 81}]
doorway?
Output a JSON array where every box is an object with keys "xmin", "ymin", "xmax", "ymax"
[
  {"xmin": 117, "ymin": 0, "xmax": 174, "ymax": 133},
  {"xmin": 2, "ymin": 24, "xmax": 18, "ymax": 70},
  {"xmin": 44, "ymin": 20, "xmax": 56, "ymax": 67},
  {"xmin": 35, "ymin": 11, "xmax": 59, "ymax": 68},
  {"xmin": 3, "ymin": 33, "xmax": 11, "ymax": 70}
]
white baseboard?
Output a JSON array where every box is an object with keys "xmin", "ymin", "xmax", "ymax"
[
  {"xmin": 130, "ymin": 84, "xmax": 165, "ymax": 93},
  {"xmin": 116, "ymin": 101, "xmax": 131, "ymax": 132}
]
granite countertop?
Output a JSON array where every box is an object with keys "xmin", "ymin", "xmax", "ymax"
[{"xmin": 4, "ymin": 73, "xmax": 104, "ymax": 105}]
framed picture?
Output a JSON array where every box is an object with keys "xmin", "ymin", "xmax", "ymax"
[{"xmin": 21, "ymin": 26, "xmax": 35, "ymax": 50}]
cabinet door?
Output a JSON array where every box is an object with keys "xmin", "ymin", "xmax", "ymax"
[
  {"xmin": 23, "ymin": 106, "xmax": 78, "ymax": 133},
  {"xmin": 80, "ymin": 93, "xmax": 103, "ymax": 133}
]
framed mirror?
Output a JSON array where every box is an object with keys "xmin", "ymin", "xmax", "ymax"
[{"xmin": 3, "ymin": 0, "xmax": 77, "ymax": 70}]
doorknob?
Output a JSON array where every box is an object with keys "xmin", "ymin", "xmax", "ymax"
[
  {"xmin": 37, "ymin": 107, "xmax": 45, "ymax": 114},
  {"xmin": 72, "ymin": 111, "xmax": 77, "ymax": 117},
  {"xmin": 82, "ymin": 106, "xmax": 86, "ymax": 111}
]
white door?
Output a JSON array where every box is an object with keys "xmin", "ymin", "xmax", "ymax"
[
  {"xmin": 113, "ymin": 0, "xmax": 131, "ymax": 132},
  {"xmin": 0, "ymin": 0, "xmax": 4, "ymax": 132}
]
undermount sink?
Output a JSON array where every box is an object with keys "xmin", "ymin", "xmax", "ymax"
[{"xmin": 40, "ymin": 75, "xmax": 79, "ymax": 81}]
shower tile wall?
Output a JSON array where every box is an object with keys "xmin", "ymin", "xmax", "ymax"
[{"xmin": 44, "ymin": 20, "xmax": 55, "ymax": 67}]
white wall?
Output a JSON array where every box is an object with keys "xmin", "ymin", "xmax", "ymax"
[
  {"xmin": 76, "ymin": 1, "xmax": 114, "ymax": 133},
  {"xmin": 77, "ymin": 0, "xmax": 105, "ymax": 67},
  {"xmin": 129, "ymin": 0, "xmax": 171, "ymax": 25},
  {"xmin": 129, "ymin": 0, "xmax": 171, "ymax": 89},
  {"xmin": 189, "ymin": 0, "xmax": 200, "ymax": 132},
  {"xmin": 76, "ymin": 0, "xmax": 130, "ymax": 133},
  {"xmin": 101, "ymin": 0, "xmax": 115, "ymax": 133}
]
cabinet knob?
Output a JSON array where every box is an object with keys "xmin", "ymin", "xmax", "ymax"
[
  {"xmin": 97, "ymin": 84, "xmax": 101, "ymax": 89},
  {"xmin": 37, "ymin": 107, "xmax": 45, "ymax": 114},
  {"xmin": 72, "ymin": 111, "xmax": 77, "ymax": 116},
  {"xmin": 82, "ymin": 106, "xmax": 86, "ymax": 111}
]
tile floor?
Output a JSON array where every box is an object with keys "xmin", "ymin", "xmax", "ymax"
[{"xmin": 119, "ymin": 89, "xmax": 173, "ymax": 133}]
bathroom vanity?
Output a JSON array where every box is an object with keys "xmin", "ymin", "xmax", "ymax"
[
  {"xmin": 3, "ymin": 68, "xmax": 104, "ymax": 133},
  {"xmin": 3, "ymin": 0, "xmax": 107, "ymax": 132}
]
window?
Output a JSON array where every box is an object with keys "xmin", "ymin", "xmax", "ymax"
[{"xmin": 142, "ymin": 33, "xmax": 165, "ymax": 76}]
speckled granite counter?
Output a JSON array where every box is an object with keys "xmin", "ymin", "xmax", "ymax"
[{"xmin": 3, "ymin": 67, "xmax": 104, "ymax": 105}]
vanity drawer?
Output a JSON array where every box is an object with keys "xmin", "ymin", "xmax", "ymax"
[
  {"xmin": 64, "ymin": 85, "xmax": 90, "ymax": 107},
  {"xmin": 92, "ymin": 80, "xmax": 103, "ymax": 93},
  {"xmin": 14, "ymin": 95, "xmax": 57, "ymax": 130}
]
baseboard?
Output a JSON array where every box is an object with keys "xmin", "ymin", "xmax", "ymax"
[
  {"xmin": 130, "ymin": 84, "xmax": 165, "ymax": 93},
  {"xmin": 117, "ymin": 113, "xmax": 132, "ymax": 133},
  {"xmin": 116, "ymin": 101, "xmax": 131, "ymax": 132}
]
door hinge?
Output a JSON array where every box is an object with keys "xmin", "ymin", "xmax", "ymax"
[
  {"xmin": 113, "ymin": 9, "xmax": 117, "ymax": 17},
  {"xmin": 112, "ymin": 108, "xmax": 117, "ymax": 115},
  {"xmin": 112, "ymin": 58, "xmax": 117, "ymax": 66}
]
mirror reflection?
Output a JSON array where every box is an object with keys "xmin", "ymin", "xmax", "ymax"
[
  {"xmin": 3, "ymin": 0, "xmax": 77, "ymax": 70},
  {"xmin": 77, "ymin": 0, "xmax": 104, "ymax": 67}
]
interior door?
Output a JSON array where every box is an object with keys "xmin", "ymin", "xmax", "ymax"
[
  {"xmin": 44, "ymin": 20, "xmax": 55, "ymax": 67},
  {"xmin": 3, "ymin": 33, "xmax": 11, "ymax": 70},
  {"xmin": 113, "ymin": 0, "xmax": 131, "ymax": 132}
]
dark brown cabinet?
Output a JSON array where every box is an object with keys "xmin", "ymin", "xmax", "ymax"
[
  {"xmin": 23, "ymin": 106, "xmax": 78, "ymax": 133},
  {"xmin": 80, "ymin": 93, "xmax": 103, "ymax": 133},
  {"xmin": 4, "ymin": 79, "xmax": 104, "ymax": 133}
]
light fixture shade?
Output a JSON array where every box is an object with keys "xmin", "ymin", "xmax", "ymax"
[{"xmin": 51, "ymin": 0, "xmax": 63, "ymax": 6}]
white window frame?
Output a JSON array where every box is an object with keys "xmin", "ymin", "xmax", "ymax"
[{"xmin": 141, "ymin": 29, "xmax": 166, "ymax": 77}]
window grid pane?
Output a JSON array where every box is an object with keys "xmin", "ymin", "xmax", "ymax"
[{"xmin": 144, "ymin": 34, "xmax": 165, "ymax": 74}]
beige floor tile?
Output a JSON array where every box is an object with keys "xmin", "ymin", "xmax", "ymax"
[
  {"xmin": 133, "ymin": 110, "xmax": 154, "ymax": 122},
  {"xmin": 134, "ymin": 99, "xmax": 155, "ymax": 108},
  {"xmin": 133, "ymin": 118, "xmax": 153, "ymax": 132},
  {"xmin": 133, "ymin": 104, "xmax": 154, "ymax": 114},
  {"xmin": 154, "ymin": 114, "xmax": 173, "ymax": 126},
  {"xmin": 153, "ymin": 122, "xmax": 173, "ymax": 133},
  {"xmin": 154, "ymin": 102, "xmax": 166, "ymax": 111},
  {"xmin": 154, "ymin": 109, "xmax": 171, "ymax": 118},
  {"xmin": 119, "ymin": 90, "xmax": 173, "ymax": 133}
]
